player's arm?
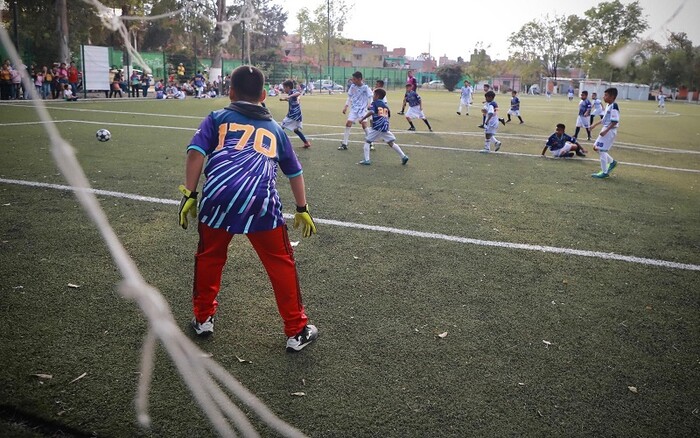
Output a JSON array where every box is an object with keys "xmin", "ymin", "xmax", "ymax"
[
  {"xmin": 541, "ymin": 145, "xmax": 548, "ymax": 156},
  {"xmin": 600, "ymin": 120, "xmax": 617, "ymax": 136},
  {"xmin": 289, "ymin": 175, "xmax": 317, "ymax": 238},
  {"xmin": 178, "ymin": 149, "xmax": 205, "ymax": 229},
  {"xmin": 359, "ymin": 109, "xmax": 374, "ymax": 123}
]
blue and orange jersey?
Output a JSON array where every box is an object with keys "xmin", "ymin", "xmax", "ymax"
[{"xmin": 187, "ymin": 103, "xmax": 302, "ymax": 234}]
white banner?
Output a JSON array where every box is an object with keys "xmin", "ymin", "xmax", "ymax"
[{"xmin": 82, "ymin": 45, "xmax": 110, "ymax": 91}]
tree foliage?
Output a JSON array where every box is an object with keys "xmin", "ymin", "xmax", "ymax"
[
  {"xmin": 507, "ymin": 14, "xmax": 576, "ymax": 79},
  {"xmin": 296, "ymin": 0, "xmax": 350, "ymax": 67},
  {"xmin": 435, "ymin": 64, "xmax": 463, "ymax": 92},
  {"xmin": 464, "ymin": 44, "xmax": 494, "ymax": 85}
]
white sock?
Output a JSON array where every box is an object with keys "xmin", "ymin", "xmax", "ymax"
[
  {"xmin": 492, "ymin": 136, "xmax": 500, "ymax": 143},
  {"xmin": 600, "ymin": 151, "xmax": 611, "ymax": 172},
  {"xmin": 457, "ymin": 104, "xmax": 462, "ymax": 112},
  {"xmin": 363, "ymin": 142, "xmax": 371, "ymax": 161},
  {"xmin": 363, "ymin": 127, "xmax": 370, "ymax": 136},
  {"xmin": 343, "ymin": 127, "xmax": 351, "ymax": 145},
  {"xmin": 391, "ymin": 143, "xmax": 405, "ymax": 157},
  {"xmin": 484, "ymin": 138, "xmax": 491, "ymax": 150}
]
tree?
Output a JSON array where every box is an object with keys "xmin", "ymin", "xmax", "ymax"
[
  {"xmin": 464, "ymin": 44, "xmax": 494, "ymax": 86},
  {"xmin": 579, "ymin": 0, "xmax": 648, "ymax": 80},
  {"xmin": 296, "ymin": 0, "xmax": 350, "ymax": 69},
  {"xmin": 508, "ymin": 14, "xmax": 576, "ymax": 80},
  {"xmin": 435, "ymin": 64, "xmax": 463, "ymax": 92}
]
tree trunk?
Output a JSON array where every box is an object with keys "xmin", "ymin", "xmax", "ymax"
[
  {"xmin": 56, "ymin": 0, "xmax": 70, "ymax": 62},
  {"xmin": 210, "ymin": 0, "xmax": 226, "ymax": 70}
]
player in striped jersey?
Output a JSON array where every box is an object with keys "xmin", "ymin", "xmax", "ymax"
[
  {"xmin": 339, "ymin": 71, "xmax": 373, "ymax": 150},
  {"xmin": 279, "ymin": 80, "xmax": 311, "ymax": 148}
]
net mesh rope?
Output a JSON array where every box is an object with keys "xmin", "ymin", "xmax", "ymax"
[{"xmin": 0, "ymin": 1, "xmax": 302, "ymax": 436}]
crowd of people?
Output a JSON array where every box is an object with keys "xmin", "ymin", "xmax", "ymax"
[{"xmin": 0, "ymin": 59, "xmax": 81, "ymax": 100}]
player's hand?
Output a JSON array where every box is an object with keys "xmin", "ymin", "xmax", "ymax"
[
  {"xmin": 178, "ymin": 184, "xmax": 198, "ymax": 230},
  {"xmin": 342, "ymin": 107, "xmax": 347, "ymax": 114},
  {"xmin": 293, "ymin": 204, "xmax": 317, "ymax": 238}
]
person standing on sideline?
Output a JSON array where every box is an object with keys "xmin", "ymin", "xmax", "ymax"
[
  {"xmin": 506, "ymin": 90, "xmax": 524, "ymax": 124},
  {"xmin": 574, "ymin": 90, "xmax": 592, "ymax": 141},
  {"xmin": 401, "ymin": 83, "xmax": 433, "ymax": 132},
  {"xmin": 67, "ymin": 61, "xmax": 79, "ymax": 96},
  {"xmin": 480, "ymin": 90, "xmax": 503, "ymax": 153},
  {"xmin": 357, "ymin": 88, "xmax": 409, "ymax": 166},
  {"xmin": 338, "ymin": 71, "xmax": 373, "ymax": 150},
  {"xmin": 590, "ymin": 87, "xmax": 620, "ymax": 179},
  {"xmin": 279, "ymin": 79, "xmax": 311, "ymax": 148},
  {"xmin": 589, "ymin": 92, "xmax": 604, "ymax": 125},
  {"xmin": 178, "ymin": 65, "xmax": 318, "ymax": 352},
  {"xmin": 457, "ymin": 80, "xmax": 473, "ymax": 115}
]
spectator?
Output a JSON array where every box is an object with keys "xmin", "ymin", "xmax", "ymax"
[{"xmin": 67, "ymin": 61, "xmax": 79, "ymax": 95}]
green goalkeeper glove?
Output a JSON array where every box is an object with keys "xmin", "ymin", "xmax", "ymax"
[
  {"xmin": 178, "ymin": 184, "xmax": 198, "ymax": 230},
  {"xmin": 293, "ymin": 204, "xmax": 317, "ymax": 238}
]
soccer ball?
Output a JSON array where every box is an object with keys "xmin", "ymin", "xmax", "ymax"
[{"xmin": 96, "ymin": 129, "xmax": 111, "ymax": 142}]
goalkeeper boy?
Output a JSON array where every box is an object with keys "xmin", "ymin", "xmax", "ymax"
[{"xmin": 178, "ymin": 65, "xmax": 318, "ymax": 352}]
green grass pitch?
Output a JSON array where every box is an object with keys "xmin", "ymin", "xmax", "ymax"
[{"xmin": 0, "ymin": 89, "xmax": 698, "ymax": 437}]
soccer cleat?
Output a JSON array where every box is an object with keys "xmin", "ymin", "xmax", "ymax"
[
  {"xmin": 338, "ymin": 143, "xmax": 348, "ymax": 150},
  {"xmin": 587, "ymin": 137, "xmax": 592, "ymax": 141},
  {"xmin": 519, "ymin": 121, "xmax": 524, "ymax": 124},
  {"xmin": 607, "ymin": 160, "xmax": 618, "ymax": 174},
  {"xmin": 591, "ymin": 171, "xmax": 609, "ymax": 179},
  {"xmin": 456, "ymin": 111, "xmax": 461, "ymax": 115},
  {"xmin": 303, "ymin": 141, "xmax": 311, "ymax": 149},
  {"xmin": 286, "ymin": 324, "xmax": 318, "ymax": 352},
  {"xmin": 397, "ymin": 111, "xmax": 405, "ymax": 115},
  {"xmin": 499, "ymin": 118, "xmax": 506, "ymax": 126},
  {"xmin": 370, "ymin": 143, "xmax": 375, "ymax": 151},
  {"xmin": 465, "ymin": 113, "xmax": 469, "ymax": 115},
  {"xmin": 494, "ymin": 140, "xmax": 502, "ymax": 151},
  {"xmin": 429, "ymin": 129, "xmax": 433, "ymax": 132},
  {"xmin": 358, "ymin": 159, "xmax": 371, "ymax": 165},
  {"xmin": 479, "ymin": 148, "xmax": 490, "ymax": 154},
  {"xmin": 506, "ymin": 118, "xmax": 511, "ymax": 123},
  {"xmin": 564, "ymin": 152, "xmax": 575, "ymax": 158},
  {"xmin": 401, "ymin": 155, "xmax": 409, "ymax": 165},
  {"xmin": 477, "ymin": 124, "xmax": 485, "ymax": 129},
  {"xmin": 408, "ymin": 126, "xmax": 416, "ymax": 131},
  {"xmin": 575, "ymin": 150, "xmax": 586, "ymax": 157},
  {"xmin": 192, "ymin": 316, "xmax": 214, "ymax": 336}
]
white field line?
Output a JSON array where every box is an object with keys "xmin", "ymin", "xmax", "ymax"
[
  {"xmin": 2, "ymin": 177, "xmax": 698, "ymax": 272},
  {"xmin": 2, "ymin": 119, "xmax": 698, "ymax": 173}
]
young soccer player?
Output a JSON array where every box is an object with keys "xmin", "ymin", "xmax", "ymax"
[
  {"xmin": 589, "ymin": 92, "xmax": 604, "ymax": 125},
  {"xmin": 402, "ymin": 83, "xmax": 433, "ymax": 132},
  {"xmin": 590, "ymin": 87, "xmax": 620, "ymax": 178},
  {"xmin": 357, "ymin": 88, "xmax": 409, "ymax": 166},
  {"xmin": 457, "ymin": 80, "xmax": 473, "ymax": 115},
  {"xmin": 574, "ymin": 90, "xmax": 592, "ymax": 141},
  {"xmin": 279, "ymin": 79, "xmax": 311, "ymax": 148},
  {"xmin": 478, "ymin": 84, "xmax": 505, "ymax": 128},
  {"xmin": 506, "ymin": 90, "xmax": 524, "ymax": 124},
  {"xmin": 656, "ymin": 92, "xmax": 666, "ymax": 114},
  {"xmin": 178, "ymin": 65, "xmax": 318, "ymax": 352},
  {"xmin": 398, "ymin": 70, "xmax": 418, "ymax": 115},
  {"xmin": 541, "ymin": 123, "xmax": 587, "ymax": 158},
  {"xmin": 339, "ymin": 71, "xmax": 373, "ymax": 150},
  {"xmin": 480, "ymin": 90, "xmax": 502, "ymax": 153}
]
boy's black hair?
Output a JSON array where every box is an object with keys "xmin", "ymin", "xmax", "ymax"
[
  {"xmin": 556, "ymin": 123, "xmax": 566, "ymax": 130},
  {"xmin": 374, "ymin": 88, "xmax": 387, "ymax": 99},
  {"xmin": 282, "ymin": 79, "xmax": 295, "ymax": 89},
  {"xmin": 512, "ymin": 90, "xmax": 518, "ymax": 94},
  {"xmin": 485, "ymin": 90, "xmax": 496, "ymax": 99},
  {"xmin": 581, "ymin": 90, "xmax": 588, "ymax": 96},
  {"xmin": 352, "ymin": 71, "xmax": 363, "ymax": 79},
  {"xmin": 405, "ymin": 83, "xmax": 412, "ymax": 87},
  {"xmin": 375, "ymin": 79, "xmax": 385, "ymax": 87},
  {"xmin": 604, "ymin": 87, "xmax": 618, "ymax": 98},
  {"xmin": 230, "ymin": 65, "xmax": 265, "ymax": 102},
  {"xmin": 483, "ymin": 84, "xmax": 491, "ymax": 89}
]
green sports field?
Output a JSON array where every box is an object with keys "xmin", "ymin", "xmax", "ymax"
[{"xmin": 0, "ymin": 89, "xmax": 698, "ymax": 437}]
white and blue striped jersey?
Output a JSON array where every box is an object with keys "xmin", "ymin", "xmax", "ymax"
[
  {"xmin": 285, "ymin": 91, "xmax": 302, "ymax": 121},
  {"xmin": 347, "ymin": 83, "xmax": 373, "ymax": 114}
]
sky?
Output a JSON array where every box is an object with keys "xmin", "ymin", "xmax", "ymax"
[{"xmin": 270, "ymin": 0, "xmax": 699, "ymax": 61}]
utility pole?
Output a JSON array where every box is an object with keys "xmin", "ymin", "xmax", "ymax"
[{"xmin": 327, "ymin": 0, "xmax": 330, "ymax": 81}]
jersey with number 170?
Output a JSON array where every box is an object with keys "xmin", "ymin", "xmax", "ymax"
[{"xmin": 187, "ymin": 107, "xmax": 302, "ymax": 234}]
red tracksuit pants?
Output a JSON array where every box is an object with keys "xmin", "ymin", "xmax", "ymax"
[{"xmin": 193, "ymin": 222, "xmax": 308, "ymax": 337}]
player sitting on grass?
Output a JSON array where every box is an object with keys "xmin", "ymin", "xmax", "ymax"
[
  {"xmin": 356, "ymin": 88, "xmax": 409, "ymax": 166},
  {"xmin": 541, "ymin": 123, "xmax": 587, "ymax": 158}
]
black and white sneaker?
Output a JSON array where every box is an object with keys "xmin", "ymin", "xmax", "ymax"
[
  {"xmin": 338, "ymin": 144, "xmax": 348, "ymax": 150},
  {"xmin": 192, "ymin": 316, "xmax": 214, "ymax": 336},
  {"xmin": 286, "ymin": 324, "xmax": 318, "ymax": 352}
]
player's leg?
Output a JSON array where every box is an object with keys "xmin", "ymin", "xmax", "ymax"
[
  {"xmin": 406, "ymin": 115, "xmax": 415, "ymax": 130},
  {"xmin": 247, "ymin": 226, "xmax": 309, "ymax": 338},
  {"xmin": 422, "ymin": 117, "xmax": 433, "ymax": 132},
  {"xmin": 482, "ymin": 133, "xmax": 492, "ymax": 152},
  {"xmin": 340, "ymin": 119, "xmax": 353, "ymax": 149},
  {"xmin": 192, "ymin": 222, "xmax": 234, "ymax": 327}
]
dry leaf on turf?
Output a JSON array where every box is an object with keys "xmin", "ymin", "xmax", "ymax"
[
  {"xmin": 290, "ymin": 241, "xmax": 299, "ymax": 247},
  {"xmin": 628, "ymin": 386, "xmax": 638, "ymax": 393},
  {"xmin": 32, "ymin": 373, "xmax": 53, "ymax": 379},
  {"xmin": 291, "ymin": 392, "xmax": 306, "ymax": 397},
  {"xmin": 69, "ymin": 372, "xmax": 87, "ymax": 384},
  {"xmin": 542, "ymin": 340, "xmax": 552, "ymax": 346},
  {"xmin": 67, "ymin": 283, "xmax": 80, "ymax": 289},
  {"xmin": 437, "ymin": 332, "xmax": 448, "ymax": 338},
  {"xmin": 235, "ymin": 355, "xmax": 252, "ymax": 364}
]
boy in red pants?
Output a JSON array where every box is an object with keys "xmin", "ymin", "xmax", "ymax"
[{"xmin": 178, "ymin": 65, "xmax": 318, "ymax": 352}]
